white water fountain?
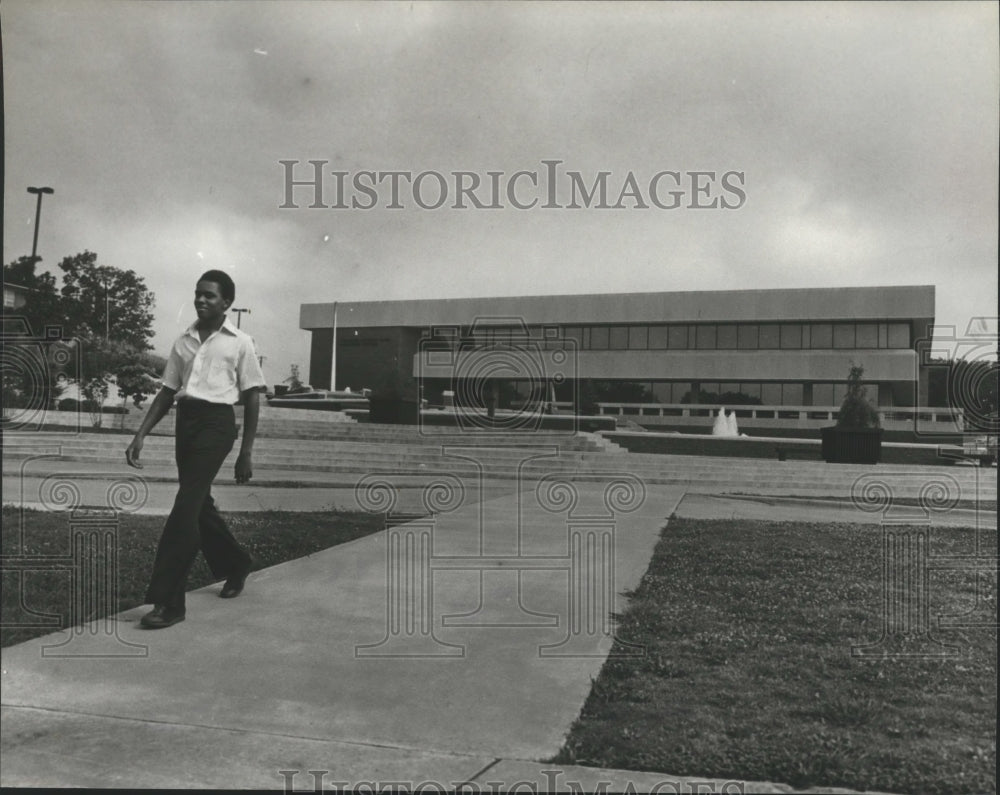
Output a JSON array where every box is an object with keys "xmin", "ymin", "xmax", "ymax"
[{"xmin": 712, "ymin": 407, "xmax": 740, "ymax": 437}]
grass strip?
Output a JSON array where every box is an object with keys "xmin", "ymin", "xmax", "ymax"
[
  {"xmin": 1, "ymin": 507, "xmax": 384, "ymax": 648},
  {"xmin": 553, "ymin": 518, "xmax": 997, "ymax": 795},
  {"xmin": 725, "ymin": 493, "xmax": 998, "ymax": 513}
]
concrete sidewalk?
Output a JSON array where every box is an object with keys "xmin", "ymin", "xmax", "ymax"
[
  {"xmin": 4, "ymin": 478, "xmax": 713, "ymax": 791},
  {"xmin": 1, "ymin": 462, "xmax": 921, "ymax": 793}
]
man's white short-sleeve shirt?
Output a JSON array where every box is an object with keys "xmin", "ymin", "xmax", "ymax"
[{"xmin": 161, "ymin": 317, "xmax": 267, "ymax": 404}]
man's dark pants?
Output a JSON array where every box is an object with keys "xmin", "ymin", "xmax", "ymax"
[{"xmin": 145, "ymin": 399, "xmax": 252, "ymax": 610}]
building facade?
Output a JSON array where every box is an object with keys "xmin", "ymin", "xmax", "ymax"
[
  {"xmin": 3, "ymin": 282, "xmax": 31, "ymax": 310},
  {"xmin": 300, "ymin": 285, "xmax": 935, "ymax": 412}
]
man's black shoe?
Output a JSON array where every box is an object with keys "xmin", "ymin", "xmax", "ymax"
[
  {"xmin": 140, "ymin": 605, "xmax": 186, "ymax": 629},
  {"xmin": 220, "ymin": 567, "xmax": 251, "ymax": 599}
]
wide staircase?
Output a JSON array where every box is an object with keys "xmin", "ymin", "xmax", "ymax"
[
  {"xmin": 255, "ymin": 419, "xmax": 624, "ymax": 453},
  {"xmin": 4, "ymin": 422, "xmax": 996, "ymax": 501}
]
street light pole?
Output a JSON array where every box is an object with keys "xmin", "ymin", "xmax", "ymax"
[
  {"xmin": 331, "ymin": 301, "xmax": 338, "ymax": 392},
  {"xmin": 231, "ymin": 307, "xmax": 251, "ymax": 329},
  {"xmin": 103, "ymin": 274, "xmax": 110, "ymax": 340},
  {"xmin": 26, "ymin": 186, "xmax": 54, "ymax": 264}
]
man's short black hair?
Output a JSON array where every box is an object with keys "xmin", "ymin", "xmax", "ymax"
[{"xmin": 198, "ymin": 270, "xmax": 235, "ymax": 303}]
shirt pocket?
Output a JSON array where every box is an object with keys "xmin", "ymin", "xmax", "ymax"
[{"xmin": 208, "ymin": 351, "xmax": 239, "ymax": 385}]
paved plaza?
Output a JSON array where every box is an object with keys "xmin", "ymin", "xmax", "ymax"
[{"xmin": 2, "ymin": 437, "xmax": 991, "ymax": 792}]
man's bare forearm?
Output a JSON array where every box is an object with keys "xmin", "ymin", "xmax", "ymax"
[
  {"xmin": 133, "ymin": 388, "xmax": 176, "ymax": 440},
  {"xmin": 239, "ymin": 389, "xmax": 261, "ymax": 454}
]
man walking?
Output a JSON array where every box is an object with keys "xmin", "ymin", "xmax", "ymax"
[{"xmin": 126, "ymin": 270, "xmax": 267, "ymax": 629}]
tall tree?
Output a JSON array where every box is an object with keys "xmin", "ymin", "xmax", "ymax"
[
  {"xmin": 77, "ymin": 334, "xmax": 164, "ymax": 427},
  {"xmin": 2, "ymin": 257, "xmax": 67, "ymax": 415},
  {"xmin": 2, "ymin": 255, "xmax": 63, "ymax": 337},
  {"xmin": 948, "ymin": 358, "xmax": 999, "ymax": 432},
  {"xmin": 927, "ymin": 356, "xmax": 999, "ymax": 431},
  {"xmin": 58, "ymin": 251, "xmax": 156, "ymax": 350}
]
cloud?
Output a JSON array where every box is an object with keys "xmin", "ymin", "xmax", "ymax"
[{"xmin": 3, "ymin": 0, "xmax": 996, "ymax": 384}]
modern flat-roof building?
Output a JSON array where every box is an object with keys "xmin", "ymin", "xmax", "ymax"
[
  {"xmin": 300, "ymin": 285, "xmax": 935, "ymax": 413},
  {"xmin": 3, "ymin": 282, "xmax": 31, "ymax": 310}
]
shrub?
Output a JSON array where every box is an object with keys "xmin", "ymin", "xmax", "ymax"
[
  {"xmin": 2, "ymin": 393, "xmax": 31, "ymax": 410},
  {"xmin": 369, "ymin": 369, "xmax": 419, "ymax": 401},
  {"xmin": 836, "ymin": 364, "xmax": 881, "ymax": 429}
]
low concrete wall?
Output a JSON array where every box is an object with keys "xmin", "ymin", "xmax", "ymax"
[
  {"xmin": 266, "ymin": 398, "xmax": 368, "ymax": 412},
  {"xmin": 598, "ymin": 403, "xmax": 966, "ymax": 444},
  {"xmin": 604, "ymin": 431, "xmax": 975, "ymax": 467},
  {"xmin": 4, "ymin": 402, "xmax": 354, "ymax": 436},
  {"xmin": 346, "ymin": 408, "xmax": 617, "ymax": 432},
  {"xmin": 625, "ymin": 422, "xmax": 962, "ymax": 444}
]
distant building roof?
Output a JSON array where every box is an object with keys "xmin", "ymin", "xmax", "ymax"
[{"xmin": 301, "ymin": 285, "xmax": 935, "ymax": 330}]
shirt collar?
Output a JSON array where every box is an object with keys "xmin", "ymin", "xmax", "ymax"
[{"xmin": 185, "ymin": 316, "xmax": 239, "ymax": 339}]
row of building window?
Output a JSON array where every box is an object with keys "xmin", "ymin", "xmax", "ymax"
[
  {"xmin": 504, "ymin": 379, "xmax": 874, "ymax": 407},
  {"xmin": 432, "ymin": 321, "xmax": 911, "ymax": 351}
]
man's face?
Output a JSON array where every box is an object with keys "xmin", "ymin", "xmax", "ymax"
[{"xmin": 194, "ymin": 280, "xmax": 231, "ymax": 322}]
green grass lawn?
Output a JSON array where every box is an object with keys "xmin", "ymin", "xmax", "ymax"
[
  {"xmin": 553, "ymin": 518, "xmax": 997, "ymax": 795},
  {"xmin": 1, "ymin": 507, "xmax": 384, "ymax": 648}
]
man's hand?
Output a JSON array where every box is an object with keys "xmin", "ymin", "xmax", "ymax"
[
  {"xmin": 235, "ymin": 451, "xmax": 253, "ymax": 484},
  {"xmin": 125, "ymin": 436, "xmax": 144, "ymax": 469},
  {"xmin": 124, "ymin": 387, "xmax": 175, "ymax": 469}
]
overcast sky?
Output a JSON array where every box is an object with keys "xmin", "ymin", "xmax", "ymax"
[{"xmin": 4, "ymin": 1, "xmax": 997, "ymax": 385}]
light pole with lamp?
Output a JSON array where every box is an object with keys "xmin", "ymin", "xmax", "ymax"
[
  {"xmin": 231, "ymin": 307, "xmax": 251, "ymax": 329},
  {"xmin": 26, "ymin": 186, "xmax": 54, "ymax": 264},
  {"xmin": 330, "ymin": 301, "xmax": 338, "ymax": 392},
  {"xmin": 102, "ymin": 273, "xmax": 111, "ymax": 340}
]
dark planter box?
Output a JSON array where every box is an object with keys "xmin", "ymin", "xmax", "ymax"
[
  {"xmin": 368, "ymin": 398, "xmax": 419, "ymax": 425},
  {"xmin": 821, "ymin": 426, "xmax": 883, "ymax": 464}
]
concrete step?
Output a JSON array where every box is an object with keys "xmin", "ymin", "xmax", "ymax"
[
  {"xmin": 7, "ymin": 450, "xmax": 994, "ymax": 498},
  {"xmin": 257, "ymin": 406, "xmax": 356, "ymax": 422},
  {"xmin": 578, "ymin": 431, "xmax": 626, "ymax": 454},
  {"xmin": 9, "ymin": 430, "xmax": 614, "ymax": 455},
  {"xmin": 11, "ymin": 454, "xmax": 993, "ymax": 497},
  {"xmin": 10, "ymin": 432, "xmax": 995, "ymax": 474},
  {"xmin": 6, "ymin": 437, "xmax": 615, "ymax": 465},
  {"xmin": 7, "ymin": 434, "xmax": 995, "ymax": 496}
]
